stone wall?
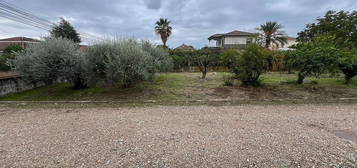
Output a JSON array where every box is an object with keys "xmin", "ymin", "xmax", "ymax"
[{"xmin": 0, "ymin": 76, "xmax": 42, "ymax": 96}]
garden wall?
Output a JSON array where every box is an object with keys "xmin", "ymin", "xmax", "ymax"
[{"xmin": 0, "ymin": 75, "xmax": 42, "ymax": 96}]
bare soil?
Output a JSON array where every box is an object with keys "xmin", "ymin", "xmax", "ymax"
[{"xmin": 0, "ymin": 104, "xmax": 356, "ymax": 167}]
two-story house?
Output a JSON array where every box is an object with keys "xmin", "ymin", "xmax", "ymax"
[{"xmin": 208, "ymin": 30, "xmax": 258, "ymax": 49}]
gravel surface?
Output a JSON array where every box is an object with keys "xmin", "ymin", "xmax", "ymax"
[{"xmin": 0, "ymin": 104, "xmax": 356, "ymax": 167}]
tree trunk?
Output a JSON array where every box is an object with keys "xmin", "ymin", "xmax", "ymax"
[
  {"xmin": 265, "ymin": 38, "xmax": 270, "ymax": 48},
  {"xmin": 297, "ymin": 73, "xmax": 305, "ymax": 84},
  {"xmin": 161, "ymin": 33, "xmax": 168, "ymax": 48},
  {"xmin": 202, "ymin": 70, "xmax": 207, "ymax": 79}
]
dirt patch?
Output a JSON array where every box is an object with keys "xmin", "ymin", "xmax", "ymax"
[
  {"xmin": 213, "ymin": 87, "xmax": 234, "ymax": 96},
  {"xmin": 333, "ymin": 130, "xmax": 357, "ymax": 143}
]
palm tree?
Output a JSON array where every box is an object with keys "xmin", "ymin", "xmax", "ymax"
[
  {"xmin": 257, "ymin": 21, "xmax": 287, "ymax": 49},
  {"xmin": 155, "ymin": 18, "xmax": 172, "ymax": 48}
]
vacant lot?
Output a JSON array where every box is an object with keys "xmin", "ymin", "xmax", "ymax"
[
  {"xmin": 1, "ymin": 72, "xmax": 357, "ymax": 104},
  {"xmin": 0, "ymin": 104, "xmax": 356, "ymax": 167}
]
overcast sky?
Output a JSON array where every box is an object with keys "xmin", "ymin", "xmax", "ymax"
[{"xmin": 0, "ymin": 0, "xmax": 356, "ymax": 48}]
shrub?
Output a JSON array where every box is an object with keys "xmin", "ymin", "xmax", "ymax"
[
  {"xmin": 169, "ymin": 50, "xmax": 193, "ymax": 71},
  {"xmin": 141, "ymin": 41, "xmax": 173, "ymax": 78},
  {"xmin": 0, "ymin": 45, "xmax": 23, "ymax": 71},
  {"xmin": 12, "ymin": 38, "xmax": 87, "ymax": 89},
  {"xmin": 222, "ymin": 44, "xmax": 269, "ymax": 86},
  {"xmin": 86, "ymin": 39, "xmax": 172, "ymax": 87},
  {"xmin": 222, "ymin": 73, "xmax": 234, "ymax": 86},
  {"xmin": 238, "ymin": 45, "xmax": 270, "ymax": 86},
  {"xmin": 221, "ymin": 49, "xmax": 241, "ymax": 76},
  {"xmin": 288, "ymin": 35, "xmax": 340, "ymax": 84}
]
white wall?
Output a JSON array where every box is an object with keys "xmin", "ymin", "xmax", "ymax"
[
  {"xmin": 285, "ymin": 39, "xmax": 297, "ymax": 48},
  {"xmin": 224, "ymin": 37, "xmax": 247, "ymax": 45}
]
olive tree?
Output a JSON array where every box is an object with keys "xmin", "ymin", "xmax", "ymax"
[
  {"xmin": 86, "ymin": 39, "xmax": 172, "ymax": 87},
  {"xmin": 13, "ymin": 38, "xmax": 88, "ymax": 89},
  {"xmin": 193, "ymin": 48, "xmax": 218, "ymax": 79}
]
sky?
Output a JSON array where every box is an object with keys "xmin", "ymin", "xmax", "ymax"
[{"xmin": 0, "ymin": 0, "xmax": 356, "ymax": 48}]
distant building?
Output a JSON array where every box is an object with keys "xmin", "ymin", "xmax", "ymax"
[
  {"xmin": 208, "ymin": 30, "xmax": 258, "ymax": 49},
  {"xmin": 0, "ymin": 37, "xmax": 40, "ymax": 51},
  {"xmin": 174, "ymin": 44, "xmax": 195, "ymax": 51},
  {"xmin": 79, "ymin": 45, "xmax": 88, "ymax": 50},
  {"xmin": 271, "ymin": 36, "xmax": 297, "ymax": 50}
]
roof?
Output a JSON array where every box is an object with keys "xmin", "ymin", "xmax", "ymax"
[
  {"xmin": 225, "ymin": 30, "xmax": 256, "ymax": 36},
  {"xmin": 286, "ymin": 36, "xmax": 296, "ymax": 40},
  {"xmin": 208, "ymin": 30, "xmax": 256, "ymax": 40},
  {"xmin": 175, "ymin": 44, "xmax": 195, "ymax": 51},
  {"xmin": 0, "ymin": 37, "xmax": 41, "ymax": 42}
]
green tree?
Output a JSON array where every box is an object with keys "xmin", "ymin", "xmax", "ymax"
[
  {"xmin": 51, "ymin": 18, "xmax": 81, "ymax": 43},
  {"xmin": 257, "ymin": 21, "xmax": 287, "ymax": 48},
  {"xmin": 155, "ymin": 18, "xmax": 172, "ymax": 48},
  {"xmin": 288, "ymin": 36, "xmax": 340, "ymax": 84},
  {"xmin": 297, "ymin": 10, "xmax": 357, "ymax": 48},
  {"xmin": 297, "ymin": 10, "xmax": 357, "ymax": 82},
  {"xmin": 193, "ymin": 48, "xmax": 218, "ymax": 79},
  {"xmin": 338, "ymin": 49, "xmax": 357, "ymax": 83}
]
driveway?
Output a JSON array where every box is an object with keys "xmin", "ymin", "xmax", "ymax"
[{"xmin": 0, "ymin": 104, "xmax": 356, "ymax": 167}]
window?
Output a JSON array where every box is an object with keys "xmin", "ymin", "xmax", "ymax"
[{"xmin": 246, "ymin": 38, "xmax": 253, "ymax": 44}]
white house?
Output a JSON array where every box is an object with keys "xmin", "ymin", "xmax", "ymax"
[
  {"xmin": 208, "ymin": 30, "xmax": 297, "ymax": 50},
  {"xmin": 208, "ymin": 30, "xmax": 258, "ymax": 49}
]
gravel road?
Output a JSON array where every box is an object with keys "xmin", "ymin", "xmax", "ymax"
[{"xmin": 0, "ymin": 104, "xmax": 356, "ymax": 167}]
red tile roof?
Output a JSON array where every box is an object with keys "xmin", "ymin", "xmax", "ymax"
[{"xmin": 0, "ymin": 37, "xmax": 40, "ymax": 42}]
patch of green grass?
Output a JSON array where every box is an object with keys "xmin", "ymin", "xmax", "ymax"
[
  {"xmin": 1, "ymin": 72, "xmax": 357, "ymax": 105},
  {"xmin": 261, "ymin": 72, "xmax": 357, "ymax": 87}
]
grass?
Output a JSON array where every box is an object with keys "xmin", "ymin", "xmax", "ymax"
[{"xmin": 1, "ymin": 72, "xmax": 357, "ymax": 105}]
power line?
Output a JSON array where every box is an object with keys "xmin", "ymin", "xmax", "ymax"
[
  {"xmin": 0, "ymin": 11, "xmax": 50, "ymax": 31},
  {"xmin": 0, "ymin": 0, "xmax": 104, "ymax": 42},
  {"xmin": 0, "ymin": 0, "xmax": 55, "ymax": 26},
  {"xmin": 0, "ymin": 7, "xmax": 52, "ymax": 30}
]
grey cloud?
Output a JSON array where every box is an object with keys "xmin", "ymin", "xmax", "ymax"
[
  {"xmin": 1, "ymin": 0, "xmax": 356, "ymax": 48},
  {"xmin": 145, "ymin": 0, "xmax": 162, "ymax": 10}
]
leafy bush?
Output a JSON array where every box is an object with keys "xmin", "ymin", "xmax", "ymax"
[
  {"xmin": 12, "ymin": 38, "xmax": 87, "ymax": 89},
  {"xmin": 237, "ymin": 44, "xmax": 270, "ymax": 86},
  {"xmin": 169, "ymin": 50, "xmax": 193, "ymax": 71},
  {"xmin": 222, "ymin": 73, "xmax": 234, "ymax": 86},
  {"xmin": 288, "ymin": 35, "xmax": 340, "ymax": 84},
  {"xmin": 220, "ymin": 49, "xmax": 241, "ymax": 76},
  {"xmin": 222, "ymin": 44, "xmax": 270, "ymax": 86},
  {"xmin": 0, "ymin": 45, "xmax": 23, "ymax": 71},
  {"xmin": 141, "ymin": 41, "xmax": 173, "ymax": 78},
  {"xmin": 338, "ymin": 49, "xmax": 357, "ymax": 83},
  {"xmin": 86, "ymin": 39, "xmax": 172, "ymax": 88}
]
